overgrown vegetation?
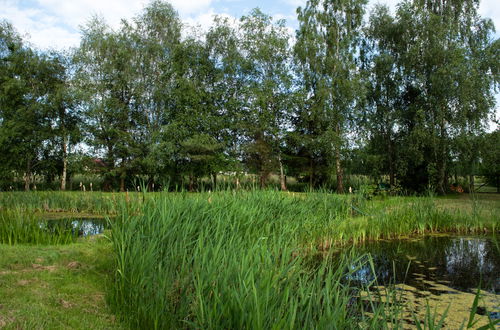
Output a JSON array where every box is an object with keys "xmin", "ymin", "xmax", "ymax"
[
  {"xmin": 0, "ymin": 209, "xmax": 79, "ymax": 245},
  {"xmin": 0, "ymin": 191, "xmax": 498, "ymax": 328},
  {"xmin": 106, "ymin": 191, "xmax": 498, "ymax": 328}
]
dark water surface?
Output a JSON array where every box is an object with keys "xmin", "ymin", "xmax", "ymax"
[
  {"xmin": 43, "ymin": 218, "xmax": 109, "ymax": 237},
  {"xmin": 343, "ymin": 235, "xmax": 500, "ymax": 326},
  {"xmin": 348, "ymin": 235, "xmax": 500, "ymax": 294}
]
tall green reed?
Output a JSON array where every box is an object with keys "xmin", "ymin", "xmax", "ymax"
[
  {"xmin": 0, "ymin": 209, "xmax": 77, "ymax": 245},
  {"xmin": 0, "ymin": 191, "xmax": 143, "ymax": 214},
  {"xmin": 109, "ymin": 191, "xmax": 492, "ymax": 328}
]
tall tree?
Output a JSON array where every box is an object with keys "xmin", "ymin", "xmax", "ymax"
[
  {"xmin": 43, "ymin": 52, "xmax": 81, "ymax": 190},
  {"xmin": 0, "ymin": 21, "xmax": 61, "ymax": 190},
  {"xmin": 74, "ymin": 1, "xmax": 183, "ymax": 191},
  {"xmin": 295, "ymin": 0, "xmax": 367, "ymax": 193},
  {"xmin": 239, "ymin": 9, "xmax": 293, "ymax": 189},
  {"xmin": 392, "ymin": 0, "xmax": 498, "ymax": 193},
  {"xmin": 75, "ymin": 19, "xmax": 140, "ymax": 191},
  {"xmin": 362, "ymin": 5, "xmax": 403, "ymax": 187},
  {"xmin": 206, "ymin": 16, "xmax": 247, "ymax": 189},
  {"xmin": 130, "ymin": 0, "xmax": 182, "ymax": 185}
]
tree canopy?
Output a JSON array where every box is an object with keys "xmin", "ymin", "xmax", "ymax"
[{"xmin": 0, "ymin": 0, "xmax": 498, "ymax": 193}]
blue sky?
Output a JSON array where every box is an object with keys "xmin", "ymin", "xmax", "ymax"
[{"xmin": 2, "ymin": 0, "xmax": 499, "ymax": 50}]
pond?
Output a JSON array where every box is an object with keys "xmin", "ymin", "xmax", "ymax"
[
  {"xmin": 346, "ymin": 235, "xmax": 500, "ymax": 328},
  {"xmin": 41, "ymin": 218, "xmax": 109, "ymax": 237}
]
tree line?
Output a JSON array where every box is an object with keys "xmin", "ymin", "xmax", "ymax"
[{"xmin": 1, "ymin": 0, "xmax": 499, "ymax": 193}]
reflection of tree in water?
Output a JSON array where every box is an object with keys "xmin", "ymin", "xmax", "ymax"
[
  {"xmin": 44, "ymin": 219, "xmax": 107, "ymax": 237},
  {"xmin": 444, "ymin": 238, "xmax": 500, "ymax": 293},
  {"xmin": 347, "ymin": 236, "xmax": 500, "ymax": 293}
]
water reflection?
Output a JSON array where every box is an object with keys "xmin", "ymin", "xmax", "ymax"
[
  {"xmin": 41, "ymin": 218, "xmax": 108, "ymax": 237},
  {"xmin": 348, "ymin": 235, "xmax": 500, "ymax": 294}
]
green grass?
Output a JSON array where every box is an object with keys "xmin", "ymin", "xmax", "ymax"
[
  {"xmin": 0, "ymin": 191, "xmax": 144, "ymax": 214},
  {"xmin": 107, "ymin": 191, "xmax": 499, "ymax": 328},
  {"xmin": 0, "ymin": 236, "xmax": 122, "ymax": 329},
  {"xmin": 1, "ymin": 191, "xmax": 498, "ymax": 329}
]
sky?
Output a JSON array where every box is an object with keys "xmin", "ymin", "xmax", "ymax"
[
  {"xmin": 2, "ymin": 0, "xmax": 499, "ymax": 50},
  {"xmin": 1, "ymin": 0, "xmax": 499, "ymax": 128}
]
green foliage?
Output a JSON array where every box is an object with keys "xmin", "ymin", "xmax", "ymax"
[
  {"xmin": 108, "ymin": 192, "xmax": 357, "ymax": 328},
  {"xmin": 362, "ymin": 0, "xmax": 498, "ymax": 193},
  {"xmin": 479, "ymin": 130, "xmax": 500, "ymax": 192},
  {"xmin": 107, "ymin": 191, "xmax": 498, "ymax": 328},
  {"xmin": 0, "ymin": 22, "xmax": 72, "ymax": 191},
  {"xmin": 294, "ymin": 0, "xmax": 367, "ymax": 192},
  {"xmin": 0, "ymin": 0, "xmax": 499, "ymax": 193}
]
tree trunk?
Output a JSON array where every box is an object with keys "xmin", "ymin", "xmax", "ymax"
[
  {"xmin": 120, "ymin": 174, "xmax": 126, "ymax": 192},
  {"xmin": 278, "ymin": 154, "xmax": 287, "ymax": 191},
  {"xmin": 235, "ymin": 176, "xmax": 241, "ymax": 190},
  {"xmin": 437, "ymin": 116, "xmax": 447, "ymax": 195},
  {"xmin": 335, "ymin": 147, "xmax": 344, "ymax": 194},
  {"xmin": 388, "ymin": 139, "xmax": 395, "ymax": 187},
  {"xmin": 212, "ymin": 172, "xmax": 217, "ymax": 191},
  {"xmin": 469, "ymin": 174, "xmax": 474, "ymax": 193},
  {"xmin": 24, "ymin": 160, "xmax": 32, "ymax": 191},
  {"xmin": 437, "ymin": 159, "xmax": 446, "ymax": 195},
  {"xmin": 335, "ymin": 123, "xmax": 344, "ymax": 194},
  {"xmin": 60, "ymin": 137, "xmax": 68, "ymax": 191},
  {"xmin": 260, "ymin": 172, "xmax": 267, "ymax": 189},
  {"xmin": 309, "ymin": 158, "xmax": 314, "ymax": 191},
  {"xmin": 189, "ymin": 174, "xmax": 195, "ymax": 192}
]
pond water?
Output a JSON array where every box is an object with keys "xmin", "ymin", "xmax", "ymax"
[
  {"xmin": 350, "ymin": 235, "xmax": 500, "ymax": 294},
  {"xmin": 345, "ymin": 235, "xmax": 500, "ymax": 327},
  {"xmin": 42, "ymin": 218, "xmax": 109, "ymax": 237}
]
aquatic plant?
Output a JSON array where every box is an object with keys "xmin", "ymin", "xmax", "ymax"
[
  {"xmin": 0, "ymin": 209, "xmax": 77, "ymax": 245},
  {"xmin": 107, "ymin": 191, "xmax": 498, "ymax": 328}
]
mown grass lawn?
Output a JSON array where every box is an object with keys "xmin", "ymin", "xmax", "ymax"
[{"xmin": 0, "ymin": 236, "xmax": 122, "ymax": 329}]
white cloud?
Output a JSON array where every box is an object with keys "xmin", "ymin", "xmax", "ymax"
[
  {"xmin": 281, "ymin": 0, "xmax": 306, "ymax": 9},
  {"xmin": 1, "ymin": 0, "xmax": 499, "ymax": 50},
  {"xmin": 35, "ymin": 0, "xmax": 149, "ymax": 28},
  {"xmin": 169, "ymin": 0, "xmax": 214, "ymax": 15},
  {"xmin": 479, "ymin": 0, "xmax": 500, "ymax": 34},
  {"xmin": 0, "ymin": 0, "xmax": 214, "ymax": 49}
]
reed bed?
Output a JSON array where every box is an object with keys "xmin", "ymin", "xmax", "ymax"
[
  {"xmin": 0, "ymin": 209, "xmax": 77, "ymax": 245},
  {"xmin": 1, "ymin": 191, "xmax": 497, "ymax": 327},
  {"xmin": 0, "ymin": 191, "xmax": 143, "ymax": 214},
  {"xmin": 107, "ymin": 191, "xmax": 498, "ymax": 328}
]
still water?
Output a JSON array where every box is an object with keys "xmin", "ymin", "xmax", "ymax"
[
  {"xmin": 42, "ymin": 218, "xmax": 109, "ymax": 236},
  {"xmin": 345, "ymin": 235, "xmax": 500, "ymax": 327},
  {"xmin": 350, "ymin": 235, "xmax": 500, "ymax": 294}
]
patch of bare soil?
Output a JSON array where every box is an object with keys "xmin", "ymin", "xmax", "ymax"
[
  {"xmin": 67, "ymin": 261, "xmax": 81, "ymax": 269},
  {"xmin": 31, "ymin": 264, "xmax": 57, "ymax": 272}
]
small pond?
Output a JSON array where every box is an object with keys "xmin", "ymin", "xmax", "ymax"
[
  {"xmin": 41, "ymin": 218, "xmax": 109, "ymax": 237},
  {"xmin": 349, "ymin": 235, "xmax": 500, "ymax": 294},
  {"xmin": 344, "ymin": 235, "xmax": 500, "ymax": 327}
]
